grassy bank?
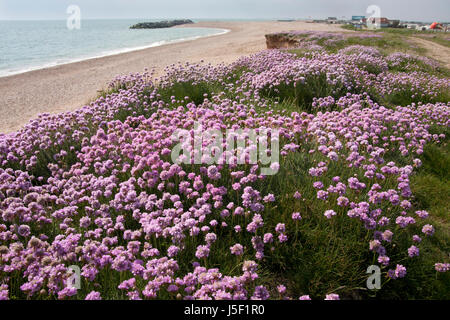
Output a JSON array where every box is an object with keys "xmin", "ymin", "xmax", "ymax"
[{"xmin": 0, "ymin": 29, "xmax": 449, "ymax": 300}]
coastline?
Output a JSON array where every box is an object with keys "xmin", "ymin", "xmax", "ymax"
[
  {"xmin": 0, "ymin": 27, "xmax": 231, "ymax": 78},
  {"xmin": 0, "ymin": 21, "xmax": 345, "ymax": 134}
]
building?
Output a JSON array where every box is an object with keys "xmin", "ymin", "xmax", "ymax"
[
  {"xmin": 367, "ymin": 17, "xmax": 390, "ymax": 28},
  {"xmin": 349, "ymin": 15, "xmax": 367, "ymax": 28},
  {"xmin": 406, "ymin": 23, "xmax": 417, "ymax": 29},
  {"xmin": 352, "ymin": 16, "xmax": 366, "ymax": 23},
  {"xmin": 388, "ymin": 20, "xmax": 400, "ymax": 28},
  {"xmin": 327, "ymin": 17, "xmax": 338, "ymax": 24}
]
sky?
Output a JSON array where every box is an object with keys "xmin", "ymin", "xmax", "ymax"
[{"xmin": 0, "ymin": 0, "xmax": 448, "ymax": 22}]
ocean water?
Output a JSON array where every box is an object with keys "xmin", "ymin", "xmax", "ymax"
[{"xmin": 0, "ymin": 19, "xmax": 228, "ymax": 77}]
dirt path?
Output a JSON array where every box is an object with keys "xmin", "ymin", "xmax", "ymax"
[{"xmin": 409, "ymin": 37, "xmax": 450, "ymax": 69}]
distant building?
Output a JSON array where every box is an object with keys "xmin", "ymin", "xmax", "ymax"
[
  {"xmin": 368, "ymin": 17, "xmax": 390, "ymax": 28},
  {"xmin": 352, "ymin": 16, "xmax": 366, "ymax": 22},
  {"xmin": 406, "ymin": 23, "xmax": 419, "ymax": 29},
  {"xmin": 349, "ymin": 15, "xmax": 367, "ymax": 28},
  {"xmin": 327, "ymin": 17, "xmax": 338, "ymax": 24},
  {"xmin": 389, "ymin": 20, "xmax": 400, "ymax": 28}
]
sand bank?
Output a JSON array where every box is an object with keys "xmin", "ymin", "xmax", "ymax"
[{"xmin": 0, "ymin": 21, "xmax": 346, "ymax": 133}]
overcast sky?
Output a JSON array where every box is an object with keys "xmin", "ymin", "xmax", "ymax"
[{"xmin": 0, "ymin": 0, "xmax": 448, "ymax": 22}]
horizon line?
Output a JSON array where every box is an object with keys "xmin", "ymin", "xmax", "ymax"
[{"xmin": 0, "ymin": 17, "xmax": 443, "ymax": 23}]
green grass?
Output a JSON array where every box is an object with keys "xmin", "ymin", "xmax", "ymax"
[
  {"xmin": 259, "ymin": 73, "xmax": 350, "ymax": 113},
  {"xmin": 342, "ymin": 24, "xmax": 450, "ymax": 49},
  {"xmin": 253, "ymin": 134, "xmax": 450, "ymax": 299},
  {"xmin": 3, "ymin": 35, "xmax": 450, "ymax": 301},
  {"xmin": 406, "ymin": 139, "xmax": 450, "ymax": 299},
  {"xmin": 374, "ymin": 87, "xmax": 450, "ymax": 108},
  {"xmin": 387, "ymin": 58, "xmax": 450, "ymax": 77},
  {"xmin": 95, "ymin": 39, "xmax": 450, "ymax": 300},
  {"xmin": 325, "ymin": 35, "xmax": 423, "ymax": 55},
  {"xmin": 252, "ymin": 148, "xmax": 373, "ymax": 299},
  {"xmin": 158, "ymin": 81, "xmax": 220, "ymax": 106}
]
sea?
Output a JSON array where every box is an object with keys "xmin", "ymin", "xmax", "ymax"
[{"xmin": 0, "ymin": 19, "xmax": 229, "ymax": 77}]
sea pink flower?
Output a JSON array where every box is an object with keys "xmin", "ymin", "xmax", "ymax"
[
  {"xmin": 422, "ymin": 224, "xmax": 435, "ymax": 236},
  {"xmin": 324, "ymin": 210, "xmax": 337, "ymax": 219},
  {"xmin": 85, "ymin": 291, "xmax": 102, "ymax": 300},
  {"xmin": 230, "ymin": 243, "xmax": 244, "ymax": 256}
]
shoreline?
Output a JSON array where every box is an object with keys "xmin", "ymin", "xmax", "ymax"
[
  {"xmin": 0, "ymin": 28, "xmax": 230, "ymax": 79},
  {"xmin": 0, "ymin": 21, "xmax": 346, "ymax": 134}
]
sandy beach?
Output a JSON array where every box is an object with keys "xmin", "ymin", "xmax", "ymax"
[{"xmin": 0, "ymin": 21, "xmax": 347, "ymax": 134}]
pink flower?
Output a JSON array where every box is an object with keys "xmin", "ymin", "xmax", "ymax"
[
  {"xmin": 230, "ymin": 243, "xmax": 244, "ymax": 256},
  {"xmin": 292, "ymin": 212, "xmax": 302, "ymax": 221},
  {"xmin": 195, "ymin": 245, "xmax": 210, "ymax": 259},
  {"xmin": 277, "ymin": 285, "xmax": 287, "ymax": 294},
  {"xmin": 293, "ymin": 191, "xmax": 302, "ymax": 199},
  {"xmin": 85, "ymin": 291, "xmax": 102, "ymax": 300},
  {"xmin": 325, "ymin": 294, "xmax": 340, "ymax": 300},
  {"xmin": 324, "ymin": 210, "xmax": 337, "ymax": 219},
  {"xmin": 422, "ymin": 224, "xmax": 435, "ymax": 236}
]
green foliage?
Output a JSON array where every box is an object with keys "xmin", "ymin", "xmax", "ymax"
[
  {"xmin": 4, "ymin": 33, "xmax": 450, "ymax": 301},
  {"xmin": 158, "ymin": 81, "xmax": 222, "ymax": 106},
  {"xmin": 406, "ymin": 140, "xmax": 450, "ymax": 299},
  {"xmin": 259, "ymin": 73, "xmax": 349, "ymax": 113},
  {"xmin": 380, "ymin": 88, "xmax": 450, "ymax": 107}
]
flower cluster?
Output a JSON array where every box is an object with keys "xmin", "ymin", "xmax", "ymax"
[{"xmin": 0, "ymin": 35, "xmax": 449, "ymax": 300}]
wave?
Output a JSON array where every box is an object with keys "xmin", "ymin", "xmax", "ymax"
[{"xmin": 0, "ymin": 28, "xmax": 230, "ymax": 78}]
